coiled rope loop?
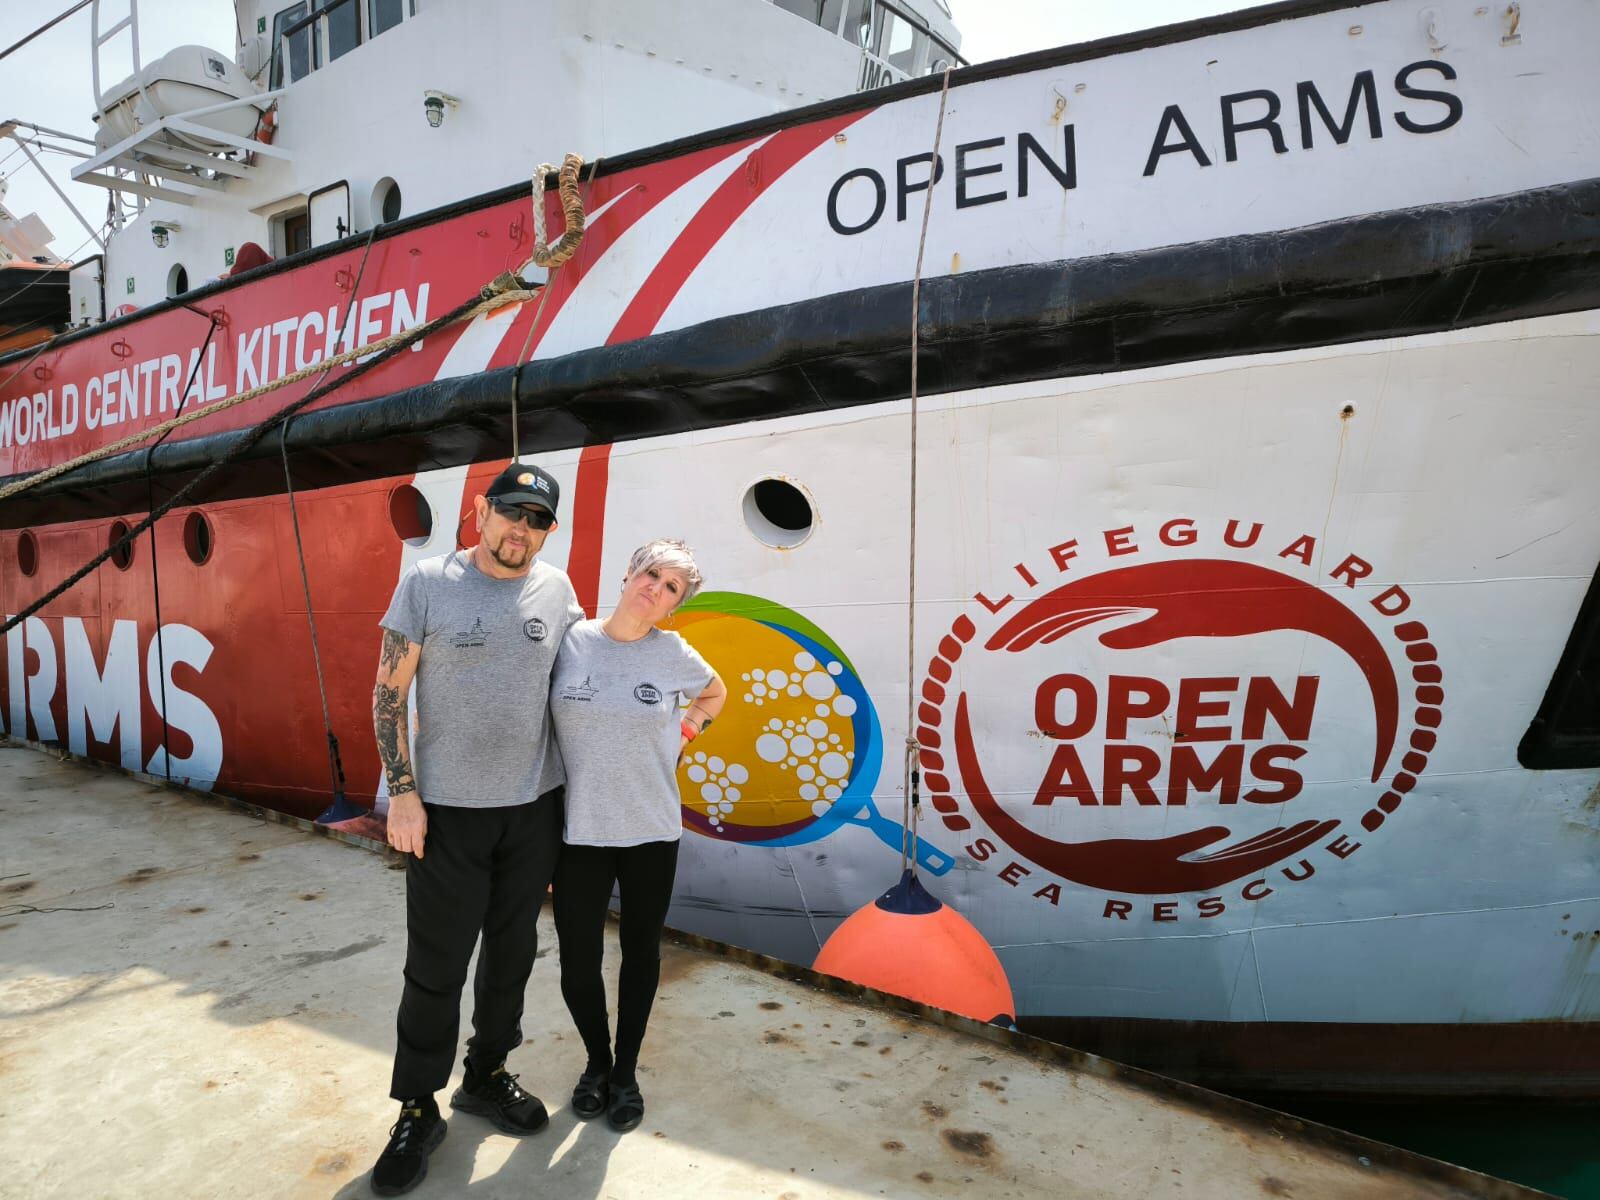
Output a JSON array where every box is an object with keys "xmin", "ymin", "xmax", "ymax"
[{"xmin": 530, "ymin": 153, "xmax": 587, "ymax": 269}]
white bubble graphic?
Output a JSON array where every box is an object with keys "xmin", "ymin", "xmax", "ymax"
[
  {"xmin": 827, "ymin": 661, "xmax": 843, "ymax": 676},
  {"xmin": 806, "ymin": 719, "xmax": 829, "ymax": 739},
  {"xmin": 796, "ymin": 764, "xmax": 816, "ymax": 782},
  {"xmin": 726, "ymin": 764, "xmax": 749, "ymax": 785},
  {"xmin": 751, "ymin": 669, "xmax": 766, "ymax": 682},
  {"xmin": 755, "ymin": 734, "xmax": 787, "ymax": 763},
  {"xmin": 768, "ymin": 718, "xmax": 783, "ymax": 731},
  {"xmin": 815, "ymin": 703, "xmax": 830, "ymax": 717},
  {"xmin": 832, "ymin": 695, "xmax": 857, "ymax": 717},
  {"xmin": 818, "ymin": 751, "xmax": 850, "ymax": 780},
  {"xmin": 766, "ymin": 670, "xmax": 789, "ymax": 690},
  {"xmin": 793, "ymin": 651, "xmax": 816, "ymax": 670},
  {"xmin": 687, "ymin": 765, "xmax": 707, "ymax": 783},
  {"xmin": 725, "ymin": 787, "xmax": 741, "ymax": 802},
  {"xmin": 752, "ymin": 682, "xmax": 767, "ymax": 697},
  {"xmin": 701, "ymin": 783, "xmax": 723, "ymax": 804},
  {"xmin": 803, "ymin": 672, "xmax": 836, "ymax": 700},
  {"xmin": 799, "ymin": 783, "xmax": 819, "ymax": 801},
  {"xmin": 708, "ymin": 756, "xmax": 725, "ymax": 774},
  {"xmin": 823, "ymin": 784, "xmax": 842, "ymax": 801},
  {"xmin": 811, "ymin": 799, "xmax": 832, "ymax": 817},
  {"xmin": 790, "ymin": 735, "xmax": 816, "ymax": 757},
  {"xmin": 787, "ymin": 685, "xmax": 802, "ymax": 697}
]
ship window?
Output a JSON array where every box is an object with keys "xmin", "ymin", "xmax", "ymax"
[
  {"xmin": 388, "ymin": 484, "xmax": 433, "ymax": 546},
  {"xmin": 775, "ymin": 0, "xmax": 824, "ymax": 22},
  {"xmin": 369, "ymin": 0, "xmax": 412, "ymax": 37},
  {"xmin": 844, "ymin": 0, "xmax": 872, "ymax": 48},
  {"xmin": 819, "ymin": 0, "xmax": 845, "ymax": 35},
  {"xmin": 270, "ymin": 3, "xmax": 312, "ymax": 86},
  {"xmin": 374, "ymin": 177, "xmax": 402, "ymax": 224},
  {"xmin": 17, "ymin": 530, "xmax": 38, "ymax": 577},
  {"xmin": 166, "ymin": 264, "xmax": 188, "ymax": 298},
  {"xmin": 1519, "ymin": 564, "xmax": 1600, "ymax": 768},
  {"xmin": 321, "ymin": 0, "xmax": 361, "ymax": 64},
  {"xmin": 743, "ymin": 478, "xmax": 816, "ymax": 550},
  {"xmin": 183, "ymin": 512, "xmax": 213, "ymax": 566},
  {"xmin": 880, "ymin": 6, "xmax": 916, "ymax": 73},
  {"xmin": 109, "ymin": 520, "xmax": 135, "ymax": 571}
]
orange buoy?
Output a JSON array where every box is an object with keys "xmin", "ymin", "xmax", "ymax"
[{"xmin": 813, "ymin": 870, "xmax": 1015, "ymax": 1025}]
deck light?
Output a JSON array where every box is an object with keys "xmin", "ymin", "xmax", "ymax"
[
  {"xmin": 423, "ymin": 90, "xmax": 458, "ymax": 128},
  {"xmin": 150, "ymin": 221, "xmax": 180, "ymax": 248}
]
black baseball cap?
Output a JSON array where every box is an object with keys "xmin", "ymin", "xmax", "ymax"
[{"xmin": 485, "ymin": 462, "xmax": 559, "ymax": 515}]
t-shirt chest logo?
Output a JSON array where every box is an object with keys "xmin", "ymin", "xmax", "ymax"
[
  {"xmin": 561, "ymin": 675, "xmax": 598, "ymax": 702},
  {"xmin": 524, "ymin": 617, "xmax": 548, "ymax": 643},
  {"xmin": 449, "ymin": 617, "xmax": 490, "ymax": 649},
  {"xmin": 633, "ymin": 682, "xmax": 663, "ymax": 705}
]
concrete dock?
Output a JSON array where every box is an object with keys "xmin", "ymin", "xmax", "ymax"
[{"xmin": 0, "ymin": 743, "xmax": 1545, "ymax": 1199}]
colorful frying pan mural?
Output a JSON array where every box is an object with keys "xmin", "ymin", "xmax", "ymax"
[{"xmin": 669, "ymin": 592, "xmax": 953, "ymax": 875}]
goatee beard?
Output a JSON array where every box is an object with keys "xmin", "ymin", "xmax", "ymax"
[{"xmin": 490, "ymin": 541, "xmax": 530, "ymax": 569}]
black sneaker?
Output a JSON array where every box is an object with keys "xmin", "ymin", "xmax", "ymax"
[
  {"xmin": 449, "ymin": 1062, "xmax": 549, "ymax": 1136},
  {"xmin": 371, "ymin": 1099, "xmax": 446, "ymax": 1197}
]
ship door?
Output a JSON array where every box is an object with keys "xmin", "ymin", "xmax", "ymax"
[{"xmin": 309, "ymin": 180, "xmax": 352, "ymax": 248}]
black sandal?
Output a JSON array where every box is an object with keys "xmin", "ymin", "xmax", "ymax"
[
  {"xmin": 571, "ymin": 1068, "xmax": 609, "ymax": 1120},
  {"xmin": 606, "ymin": 1080, "xmax": 644, "ymax": 1132}
]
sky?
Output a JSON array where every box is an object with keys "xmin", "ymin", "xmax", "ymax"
[{"xmin": 0, "ymin": 0, "xmax": 1242, "ymax": 258}]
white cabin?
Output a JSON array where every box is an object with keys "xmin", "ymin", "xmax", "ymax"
[{"xmin": 68, "ymin": 0, "xmax": 961, "ymax": 316}]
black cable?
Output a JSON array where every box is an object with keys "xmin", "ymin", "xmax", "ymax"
[
  {"xmin": 275, "ymin": 225, "xmax": 377, "ymax": 820},
  {"xmin": 1, "ymin": 284, "xmax": 499, "ymax": 639},
  {"xmin": 141, "ymin": 311, "xmax": 222, "ymax": 781},
  {"xmin": 0, "ymin": 0, "xmax": 93, "ymax": 64}
]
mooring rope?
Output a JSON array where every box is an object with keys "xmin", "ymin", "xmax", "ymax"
[
  {"xmin": 1, "ymin": 277, "xmax": 529, "ymax": 638},
  {"xmin": 900, "ymin": 66, "xmax": 955, "ymax": 878},
  {"xmin": 0, "ymin": 278, "xmax": 535, "ymax": 504}
]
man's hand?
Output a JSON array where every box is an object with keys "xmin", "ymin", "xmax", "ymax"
[{"xmin": 387, "ymin": 790, "xmax": 428, "ymax": 858}]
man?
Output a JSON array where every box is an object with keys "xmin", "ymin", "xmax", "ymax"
[{"xmin": 369, "ymin": 462, "xmax": 583, "ymax": 1197}]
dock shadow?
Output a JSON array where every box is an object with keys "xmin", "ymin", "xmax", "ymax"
[{"xmin": 329, "ymin": 1107, "xmax": 616, "ymax": 1200}]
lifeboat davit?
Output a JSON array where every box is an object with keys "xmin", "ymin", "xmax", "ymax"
[{"xmin": 814, "ymin": 869, "xmax": 1015, "ymax": 1025}]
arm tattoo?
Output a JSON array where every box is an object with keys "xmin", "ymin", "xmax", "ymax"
[
  {"xmin": 379, "ymin": 628, "xmax": 411, "ymax": 674},
  {"xmin": 373, "ymin": 681, "xmax": 417, "ymax": 797}
]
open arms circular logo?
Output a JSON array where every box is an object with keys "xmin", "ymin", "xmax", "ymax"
[
  {"xmin": 918, "ymin": 518, "xmax": 1443, "ymax": 917},
  {"xmin": 667, "ymin": 592, "xmax": 953, "ymax": 876}
]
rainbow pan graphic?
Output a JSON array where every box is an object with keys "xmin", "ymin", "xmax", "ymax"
[{"xmin": 668, "ymin": 592, "xmax": 953, "ymax": 876}]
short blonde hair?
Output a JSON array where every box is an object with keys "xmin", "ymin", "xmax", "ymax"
[{"xmin": 626, "ymin": 538, "xmax": 704, "ymax": 607}]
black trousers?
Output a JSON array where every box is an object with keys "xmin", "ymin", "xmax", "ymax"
[
  {"xmin": 390, "ymin": 788, "xmax": 562, "ymax": 1101},
  {"xmin": 551, "ymin": 838, "xmax": 680, "ymax": 1081}
]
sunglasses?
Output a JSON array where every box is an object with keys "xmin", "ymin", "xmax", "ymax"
[{"xmin": 489, "ymin": 498, "xmax": 555, "ymax": 530}]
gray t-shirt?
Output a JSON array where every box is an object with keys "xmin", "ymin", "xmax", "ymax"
[
  {"xmin": 380, "ymin": 550, "xmax": 583, "ymax": 808},
  {"xmin": 551, "ymin": 620, "xmax": 715, "ymax": 846}
]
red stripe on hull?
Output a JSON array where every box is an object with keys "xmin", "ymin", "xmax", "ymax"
[
  {"xmin": 606, "ymin": 112, "xmax": 868, "ymax": 346},
  {"xmin": 568, "ymin": 444, "xmax": 613, "ymax": 618}
]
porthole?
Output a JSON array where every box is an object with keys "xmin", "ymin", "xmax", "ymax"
[
  {"xmin": 182, "ymin": 511, "xmax": 213, "ymax": 565},
  {"xmin": 742, "ymin": 477, "xmax": 816, "ymax": 550},
  {"xmin": 373, "ymin": 177, "xmax": 402, "ymax": 225},
  {"xmin": 166, "ymin": 264, "xmax": 189, "ymax": 298},
  {"xmin": 17, "ymin": 530, "xmax": 38, "ymax": 577},
  {"xmin": 109, "ymin": 519, "xmax": 135, "ymax": 570},
  {"xmin": 388, "ymin": 483, "xmax": 433, "ymax": 546}
]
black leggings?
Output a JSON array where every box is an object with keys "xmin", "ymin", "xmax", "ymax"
[{"xmin": 552, "ymin": 838, "xmax": 680, "ymax": 1085}]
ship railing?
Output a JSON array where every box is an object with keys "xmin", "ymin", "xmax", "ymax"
[{"xmin": 0, "ymin": 121, "xmax": 105, "ymax": 253}]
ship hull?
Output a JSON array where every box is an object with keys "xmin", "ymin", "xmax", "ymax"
[{"xmin": 3, "ymin": 0, "xmax": 1598, "ymax": 1093}]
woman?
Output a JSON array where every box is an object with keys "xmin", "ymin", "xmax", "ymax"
[{"xmin": 549, "ymin": 538, "xmax": 727, "ymax": 1132}]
